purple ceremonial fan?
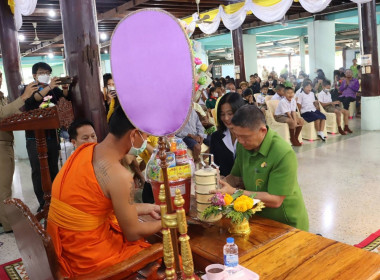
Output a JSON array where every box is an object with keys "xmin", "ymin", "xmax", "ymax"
[{"xmin": 110, "ymin": 9, "xmax": 195, "ymax": 136}]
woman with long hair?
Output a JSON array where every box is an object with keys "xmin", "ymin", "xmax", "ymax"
[{"xmin": 210, "ymin": 92, "xmax": 245, "ymax": 176}]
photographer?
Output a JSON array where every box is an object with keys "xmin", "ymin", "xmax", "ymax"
[
  {"xmin": 24, "ymin": 62, "xmax": 71, "ymax": 212},
  {"xmin": 103, "ymin": 73, "xmax": 119, "ymax": 122}
]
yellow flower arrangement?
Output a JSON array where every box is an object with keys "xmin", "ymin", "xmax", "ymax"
[
  {"xmin": 224, "ymin": 193, "xmax": 233, "ymax": 206},
  {"xmin": 233, "ymin": 195, "xmax": 254, "ymax": 212},
  {"xmin": 202, "ymin": 190, "xmax": 265, "ymax": 225}
]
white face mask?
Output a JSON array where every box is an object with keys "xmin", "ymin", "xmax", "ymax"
[
  {"xmin": 213, "ymin": 92, "xmax": 218, "ymax": 98},
  {"xmin": 324, "ymin": 88, "xmax": 331, "ymax": 93},
  {"xmin": 37, "ymin": 74, "xmax": 50, "ymax": 84},
  {"xmin": 108, "ymin": 86, "xmax": 115, "ymax": 91}
]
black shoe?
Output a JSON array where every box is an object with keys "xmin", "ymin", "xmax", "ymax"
[
  {"xmin": 318, "ymin": 135, "xmax": 326, "ymax": 142},
  {"xmin": 37, "ymin": 205, "xmax": 44, "ymax": 213}
]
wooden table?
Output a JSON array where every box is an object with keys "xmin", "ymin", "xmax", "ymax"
[
  {"xmin": 186, "ymin": 213, "xmax": 380, "ymax": 279},
  {"xmin": 187, "ymin": 216, "xmax": 297, "ymax": 270},
  {"xmin": 143, "ymin": 197, "xmax": 380, "ymax": 279},
  {"xmin": 240, "ymin": 230, "xmax": 380, "ymax": 280}
]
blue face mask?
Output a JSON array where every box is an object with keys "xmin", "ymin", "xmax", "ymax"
[
  {"xmin": 128, "ymin": 131, "xmax": 147, "ymax": 156},
  {"xmin": 226, "ymin": 90, "xmax": 231, "ymax": 93}
]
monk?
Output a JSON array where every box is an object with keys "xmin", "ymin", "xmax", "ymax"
[{"xmin": 47, "ymin": 106, "xmax": 162, "ymax": 277}]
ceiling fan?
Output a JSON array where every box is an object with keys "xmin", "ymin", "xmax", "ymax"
[
  {"xmin": 30, "ymin": 22, "xmax": 52, "ymax": 45},
  {"xmin": 195, "ymin": 0, "xmax": 213, "ymax": 24}
]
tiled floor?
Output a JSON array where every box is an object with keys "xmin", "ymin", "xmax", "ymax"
[{"xmin": 1, "ymin": 118, "xmax": 379, "ymax": 265}]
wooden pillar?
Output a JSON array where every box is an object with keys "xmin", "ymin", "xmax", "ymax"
[
  {"xmin": 0, "ymin": 0, "xmax": 22, "ymax": 102},
  {"xmin": 358, "ymin": 0, "xmax": 380, "ymax": 130},
  {"xmin": 342, "ymin": 47, "xmax": 347, "ymax": 69},
  {"xmin": 360, "ymin": 1, "xmax": 379, "ymax": 97},
  {"xmin": 288, "ymin": 54, "xmax": 292, "ymax": 76},
  {"xmin": 232, "ymin": 27, "xmax": 246, "ymax": 85},
  {"xmin": 59, "ymin": 0, "xmax": 108, "ymax": 140}
]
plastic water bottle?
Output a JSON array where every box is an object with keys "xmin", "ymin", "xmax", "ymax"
[{"xmin": 223, "ymin": 237, "xmax": 239, "ymax": 275}]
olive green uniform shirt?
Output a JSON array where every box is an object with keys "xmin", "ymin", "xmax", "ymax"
[
  {"xmin": 231, "ymin": 128, "xmax": 309, "ymax": 231},
  {"xmin": 0, "ymin": 93, "xmax": 24, "ymax": 142}
]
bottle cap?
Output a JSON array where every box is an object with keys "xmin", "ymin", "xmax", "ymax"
[{"xmin": 227, "ymin": 237, "xmax": 234, "ymax": 244}]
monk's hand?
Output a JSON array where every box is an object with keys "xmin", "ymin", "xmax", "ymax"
[
  {"xmin": 148, "ymin": 204, "xmax": 161, "ymax": 220},
  {"xmin": 210, "ymin": 179, "xmax": 236, "ymax": 195}
]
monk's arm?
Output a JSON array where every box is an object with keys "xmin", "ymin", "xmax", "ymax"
[
  {"xmin": 96, "ymin": 161, "xmax": 162, "ymax": 241},
  {"xmin": 112, "ymin": 175, "xmax": 161, "ymax": 240}
]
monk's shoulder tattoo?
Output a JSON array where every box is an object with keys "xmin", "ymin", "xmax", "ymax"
[{"xmin": 93, "ymin": 160, "xmax": 112, "ymax": 188}]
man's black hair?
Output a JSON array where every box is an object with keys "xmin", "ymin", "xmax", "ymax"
[
  {"xmin": 302, "ymin": 79, "xmax": 313, "ymax": 88},
  {"xmin": 214, "ymin": 82, "xmax": 222, "ymax": 88},
  {"xmin": 242, "ymin": 88, "xmax": 253, "ymax": 98},
  {"xmin": 285, "ymin": 87, "xmax": 294, "ymax": 92},
  {"xmin": 109, "ymin": 106, "xmax": 135, "ymax": 139},
  {"xmin": 32, "ymin": 62, "xmax": 52, "ymax": 75},
  {"xmin": 209, "ymin": 87, "xmax": 216, "ymax": 98},
  {"xmin": 276, "ymin": 84, "xmax": 286, "ymax": 91},
  {"xmin": 231, "ymin": 104, "xmax": 266, "ymax": 131},
  {"xmin": 323, "ymin": 80, "xmax": 331, "ymax": 86},
  {"xmin": 68, "ymin": 119, "xmax": 95, "ymax": 141}
]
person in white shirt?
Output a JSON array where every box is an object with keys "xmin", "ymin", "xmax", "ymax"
[
  {"xmin": 257, "ymin": 85, "xmax": 268, "ymax": 114},
  {"xmin": 271, "ymin": 84, "xmax": 285, "ymax": 101},
  {"xmin": 318, "ymin": 80, "xmax": 350, "ymax": 135},
  {"xmin": 274, "ymin": 87, "xmax": 304, "ymax": 146},
  {"xmin": 297, "ymin": 80, "xmax": 327, "ymax": 141}
]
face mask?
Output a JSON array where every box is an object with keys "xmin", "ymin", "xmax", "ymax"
[
  {"xmin": 213, "ymin": 92, "xmax": 218, "ymax": 98},
  {"xmin": 226, "ymin": 90, "xmax": 230, "ymax": 93},
  {"xmin": 108, "ymin": 86, "xmax": 115, "ymax": 91},
  {"xmin": 37, "ymin": 74, "xmax": 50, "ymax": 84},
  {"xmin": 128, "ymin": 131, "xmax": 147, "ymax": 156},
  {"xmin": 298, "ymin": 79, "xmax": 304, "ymax": 83},
  {"xmin": 324, "ymin": 89, "xmax": 331, "ymax": 93}
]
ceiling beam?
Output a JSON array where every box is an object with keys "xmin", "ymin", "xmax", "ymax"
[
  {"xmin": 97, "ymin": 0, "xmax": 151, "ymax": 21},
  {"xmin": 22, "ymin": 0, "xmax": 150, "ymax": 55}
]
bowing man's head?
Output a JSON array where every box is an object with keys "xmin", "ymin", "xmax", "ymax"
[{"xmin": 230, "ymin": 105, "xmax": 267, "ymax": 152}]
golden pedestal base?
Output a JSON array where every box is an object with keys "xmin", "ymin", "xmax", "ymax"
[{"xmin": 228, "ymin": 219, "xmax": 251, "ymax": 235}]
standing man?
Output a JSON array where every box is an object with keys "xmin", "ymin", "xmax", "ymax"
[
  {"xmin": 0, "ymin": 70, "xmax": 37, "ymax": 233},
  {"xmin": 261, "ymin": 66, "xmax": 269, "ymax": 82},
  {"xmin": 24, "ymin": 62, "xmax": 70, "ymax": 212},
  {"xmin": 212, "ymin": 105, "xmax": 309, "ymax": 231},
  {"xmin": 350, "ymin": 58, "xmax": 360, "ymax": 79}
]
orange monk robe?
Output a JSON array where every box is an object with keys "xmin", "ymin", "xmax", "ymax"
[{"xmin": 47, "ymin": 143, "xmax": 150, "ymax": 277}]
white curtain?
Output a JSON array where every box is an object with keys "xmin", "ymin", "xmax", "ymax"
[
  {"xmin": 299, "ymin": 0, "xmax": 332, "ymax": 13},
  {"xmin": 14, "ymin": 0, "xmax": 38, "ymax": 30},
  {"xmin": 350, "ymin": 0, "xmax": 373, "ymax": 3},
  {"xmin": 191, "ymin": 0, "xmax": 375, "ymax": 35},
  {"xmin": 246, "ymin": 0, "xmax": 293, "ymax": 23}
]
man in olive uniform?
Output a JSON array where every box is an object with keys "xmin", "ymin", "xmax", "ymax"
[
  {"xmin": 0, "ymin": 70, "xmax": 37, "ymax": 233},
  {"xmin": 213, "ymin": 105, "xmax": 309, "ymax": 231}
]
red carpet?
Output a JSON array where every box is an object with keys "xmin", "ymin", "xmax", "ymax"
[
  {"xmin": 354, "ymin": 229, "xmax": 380, "ymax": 254},
  {"xmin": 0, "ymin": 258, "xmax": 29, "ymax": 280}
]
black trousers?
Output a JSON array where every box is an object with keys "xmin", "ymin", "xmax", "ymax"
[
  {"xmin": 26, "ymin": 138, "xmax": 60, "ymax": 208},
  {"xmin": 338, "ymin": 96, "xmax": 356, "ymax": 110}
]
